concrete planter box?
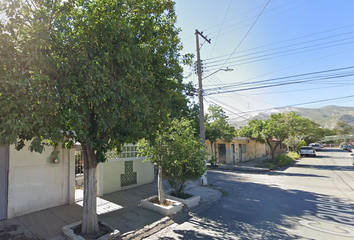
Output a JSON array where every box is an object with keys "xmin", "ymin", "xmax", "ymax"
[
  {"xmin": 62, "ymin": 221, "xmax": 120, "ymax": 240},
  {"xmin": 165, "ymin": 189, "xmax": 200, "ymax": 208},
  {"xmin": 141, "ymin": 195, "xmax": 182, "ymax": 216}
]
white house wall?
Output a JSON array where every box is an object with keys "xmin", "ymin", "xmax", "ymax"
[
  {"xmin": 98, "ymin": 157, "xmax": 154, "ymax": 196},
  {"xmin": 7, "ymin": 145, "xmax": 74, "ymax": 218}
]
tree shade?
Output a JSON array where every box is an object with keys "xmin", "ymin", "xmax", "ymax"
[{"xmin": 0, "ymin": 0, "xmax": 184, "ymax": 237}]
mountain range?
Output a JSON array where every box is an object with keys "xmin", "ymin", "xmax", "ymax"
[{"xmin": 228, "ymin": 105, "xmax": 354, "ymax": 129}]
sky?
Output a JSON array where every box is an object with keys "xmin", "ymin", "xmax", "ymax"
[{"xmin": 174, "ymin": 0, "xmax": 354, "ymax": 120}]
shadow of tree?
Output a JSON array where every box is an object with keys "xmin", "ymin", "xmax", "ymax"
[
  {"xmin": 162, "ymin": 170, "xmax": 354, "ymax": 240},
  {"xmin": 293, "ymin": 164, "xmax": 354, "ymax": 171}
]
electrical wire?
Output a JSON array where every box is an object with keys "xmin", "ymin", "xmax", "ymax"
[
  {"xmin": 205, "ymin": 66, "xmax": 354, "ymax": 92},
  {"xmin": 204, "ymin": 31, "xmax": 354, "ymax": 66},
  {"xmin": 230, "ymin": 94, "xmax": 354, "ymax": 118},
  {"xmin": 219, "ymin": 0, "xmax": 271, "ymax": 69},
  {"xmin": 206, "ymin": 72, "xmax": 354, "ymax": 96},
  {"xmin": 209, "ymin": 0, "xmax": 232, "ymax": 58}
]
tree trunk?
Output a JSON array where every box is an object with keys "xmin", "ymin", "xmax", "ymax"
[
  {"xmin": 210, "ymin": 142, "xmax": 214, "ymax": 156},
  {"xmin": 267, "ymin": 140, "xmax": 276, "ymax": 160},
  {"xmin": 267, "ymin": 140, "xmax": 281, "ymax": 160},
  {"xmin": 81, "ymin": 143, "xmax": 99, "ymax": 237},
  {"xmin": 214, "ymin": 142, "xmax": 217, "ymax": 158},
  {"xmin": 157, "ymin": 165, "xmax": 164, "ymax": 204}
]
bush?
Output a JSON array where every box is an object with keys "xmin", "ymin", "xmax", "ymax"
[
  {"xmin": 297, "ymin": 140, "xmax": 307, "ymax": 151},
  {"xmin": 274, "ymin": 153, "xmax": 294, "ymax": 167},
  {"xmin": 139, "ymin": 118, "xmax": 207, "ymax": 199},
  {"xmin": 257, "ymin": 152, "xmax": 298, "ymax": 169},
  {"xmin": 208, "ymin": 155, "xmax": 218, "ymax": 167},
  {"xmin": 287, "ymin": 151, "xmax": 300, "ymax": 160}
]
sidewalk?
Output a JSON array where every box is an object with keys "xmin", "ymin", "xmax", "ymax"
[
  {"xmin": 211, "ymin": 157, "xmax": 271, "ymax": 172},
  {"xmin": 0, "ymin": 179, "xmax": 222, "ymax": 240}
]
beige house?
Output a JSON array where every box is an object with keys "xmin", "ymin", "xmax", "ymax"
[
  {"xmin": 206, "ymin": 137, "xmax": 287, "ymax": 164},
  {"xmin": 0, "ymin": 143, "xmax": 154, "ymax": 220}
]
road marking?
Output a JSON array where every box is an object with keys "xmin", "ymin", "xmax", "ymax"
[{"xmin": 299, "ymin": 220, "xmax": 354, "ymax": 237}]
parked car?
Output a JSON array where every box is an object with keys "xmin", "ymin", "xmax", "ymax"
[
  {"xmin": 299, "ymin": 146, "xmax": 316, "ymax": 157},
  {"xmin": 341, "ymin": 143, "xmax": 350, "ymax": 150},
  {"xmin": 346, "ymin": 145, "xmax": 354, "ymax": 152},
  {"xmin": 309, "ymin": 143, "xmax": 322, "ymax": 151}
]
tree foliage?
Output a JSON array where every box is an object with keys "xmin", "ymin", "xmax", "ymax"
[
  {"xmin": 138, "ymin": 118, "xmax": 207, "ymax": 199},
  {"xmin": 205, "ymin": 105, "xmax": 236, "ymax": 158},
  {"xmin": 0, "ymin": 0, "xmax": 184, "ymax": 236},
  {"xmin": 238, "ymin": 112, "xmax": 321, "ymax": 159}
]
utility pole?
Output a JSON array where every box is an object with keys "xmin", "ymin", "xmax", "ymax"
[
  {"xmin": 195, "ymin": 29, "xmax": 211, "ymax": 186},
  {"xmin": 195, "ymin": 29, "xmax": 211, "ymax": 145}
]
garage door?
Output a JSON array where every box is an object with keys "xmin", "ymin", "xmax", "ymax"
[{"xmin": 0, "ymin": 146, "xmax": 8, "ymax": 220}]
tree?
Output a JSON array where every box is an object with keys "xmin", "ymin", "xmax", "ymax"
[
  {"xmin": 138, "ymin": 118, "xmax": 206, "ymax": 201},
  {"xmin": 238, "ymin": 112, "xmax": 297, "ymax": 159},
  {"xmin": 336, "ymin": 121, "xmax": 354, "ymax": 141},
  {"xmin": 283, "ymin": 114, "xmax": 322, "ymax": 150},
  {"xmin": 205, "ymin": 105, "xmax": 235, "ymax": 159},
  {"xmin": 238, "ymin": 112, "xmax": 328, "ymax": 159},
  {"xmin": 0, "ymin": 0, "xmax": 184, "ymax": 237}
]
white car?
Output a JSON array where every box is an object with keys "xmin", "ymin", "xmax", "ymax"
[
  {"xmin": 309, "ymin": 143, "xmax": 322, "ymax": 151},
  {"xmin": 299, "ymin": 146, "xmax": 316, "ymax": 157}
]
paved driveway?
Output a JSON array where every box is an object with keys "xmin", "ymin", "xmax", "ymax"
[{"xmin": 147, "ymin": 148, "xmax": 354, "ymax": 240}]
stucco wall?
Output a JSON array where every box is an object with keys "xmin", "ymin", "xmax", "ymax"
[
  {"xmin": 206, "ymin": 138, "xmax": 269, "ymax": 164},
  {"xmin": 7, "ymin": 145, "xmax": 74, "ymax": 219},
  {"xmin": 98, "ymin": 157, "xmax": 154, "ymax": 196}
]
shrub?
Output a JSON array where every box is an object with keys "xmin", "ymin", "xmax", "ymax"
[
  {"xmin": 297, "ymin": 140, "xmax": 307, "ymax": 151},
  {"xmin": 257, "ymin": 152, "xmax": 298, "ymax": 169},
  {"xmin": 208, "ymin": 155, "xmax": 218, "ymax": 167},
  {"xmin": 287, "ymin": 151, "xmax": 300, "ymax": 160},
  {"xmin": 138, "ymin": 118, "xmax": 207, "ymax": 200}
]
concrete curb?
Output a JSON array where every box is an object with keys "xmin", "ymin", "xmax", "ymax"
[
  {"xmin": 214, "ymin": 165, "xmax": 270, "ymax": 172},
  {"xmin": 120, "ymin": 216, "xmax": 173, "ymax": 240},
  {"xmin": 120, "ymin": 187, "xmax": 223, "ymax": 240}
]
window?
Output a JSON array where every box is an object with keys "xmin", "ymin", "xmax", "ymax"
[
  {"xmin": 106, "ymin": 144, "xmax": 139, "ymax": 159},
  {"xmin": 241, "ymin": 144, "xmax": 246, "ymax": 153}
]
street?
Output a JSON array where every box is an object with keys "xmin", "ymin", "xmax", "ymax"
[{"xmin": 147, "ymin": 148, "xmax": 354, "ymax": 240}]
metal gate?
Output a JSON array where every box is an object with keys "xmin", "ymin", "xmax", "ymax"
[
  {"xmin": 0, "ymin": 146, "xmax": 8, "ymax": 220},
  {"xmin": 75, "ymin": 149, "xmax": 84, "ymax": 189},
  {"xmin": 218, "ymin": 144, "xmax": 226, "ymax": 163}
]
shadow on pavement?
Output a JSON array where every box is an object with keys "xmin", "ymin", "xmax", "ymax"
[
  {"xmin": 293, "ymin": 164, "xmax": 354, "ymax": 171},
  {"xmin": 162, "ymin": 170, "xmax": 354, "ymax": 240},
  {"xmin": 268, "ymin": 171, "xmax": 329, "ymax": 178}
]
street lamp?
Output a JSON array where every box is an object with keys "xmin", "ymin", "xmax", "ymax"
[
  {"xmin": 198, "ymin": 67, "xmax": 233, "ymax": 186},
  {"xmin": 198, "ymin": 68, "xmax": 234, "ymax": 145},
  {"xmin": 202, "ymin": 67, "xmax": 234, "ymax": 81}
]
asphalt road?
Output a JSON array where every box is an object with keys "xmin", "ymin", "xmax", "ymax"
[{"xmin": 146, "ymin": 148, "xmax": 354, "ymax": 240}]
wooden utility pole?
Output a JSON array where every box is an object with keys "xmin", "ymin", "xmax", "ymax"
[
  {"xmin": 195, "ymin": 29, "xmax": 211, "ymax": 186},
  {"xmin": 195, "ymin": 29, "xmax": 211, "ymax": 145}
]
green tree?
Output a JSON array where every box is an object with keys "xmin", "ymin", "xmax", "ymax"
[
  {"xmin": 138, "ymin": 118, "xmax": 206, "ymax": 200},
  {"xmin": 205, "ymin": 105, "xmax": 236, "ymax": 158},
  {"xmin": 0, "ymin": 0, "xmax": 184, "ymax": 236},
  {"xmin": 336, "ymin": 121, "xmax": 354, "ymax": 141},
  {"xmin": 238, "ymin": 112, "xmax": 295, "ymax": 160},
  {"xmin": 283, "ymin": 114, "xmax": 323, "ymax": 150},
  {"xmin": 239, "ymin": 112, "xmax": 328, "ymax": 159}
]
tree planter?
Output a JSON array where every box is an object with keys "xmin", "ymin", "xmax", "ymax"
[
  {"xmin": 141, "ymin": 195, "xmax": 182, "ymax": 216},
  {"xmin": 62, "ymin": 221, "xmax": 120, "ymax": 240},
  {"xmin": 165, "ymin": 189, "xmax": 200, "ymax": 208}
]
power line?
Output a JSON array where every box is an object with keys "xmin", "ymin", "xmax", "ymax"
[
  {"xmin": 232, "ymin": 94, "xmax": 354, "ymax": 118},
  {"xmin": 220, "ymin": 0, "xmax": 271, "ymax": 69},
  {"xmin": 209, "ymin": 0, "xmax": 232, "ymax": 58},
  {"xmin": 206, "ymin": 72, "xmax": 354, "ymax": 96},
  {"xmin": 204, "ymin": 31, "xmax": 354, "ymax": 67},
  {"xmin": 205, "ymin": 65, "xmax": 354, "ymax": 92}
]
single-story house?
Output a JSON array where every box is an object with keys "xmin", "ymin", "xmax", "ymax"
[
  {"xmin": 0, "ymin": 143, "xmax": 154, "ymax": 220},
  {"xmin": 205, "ymin": 137, "xmax": 287, "ymax": 164}
]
